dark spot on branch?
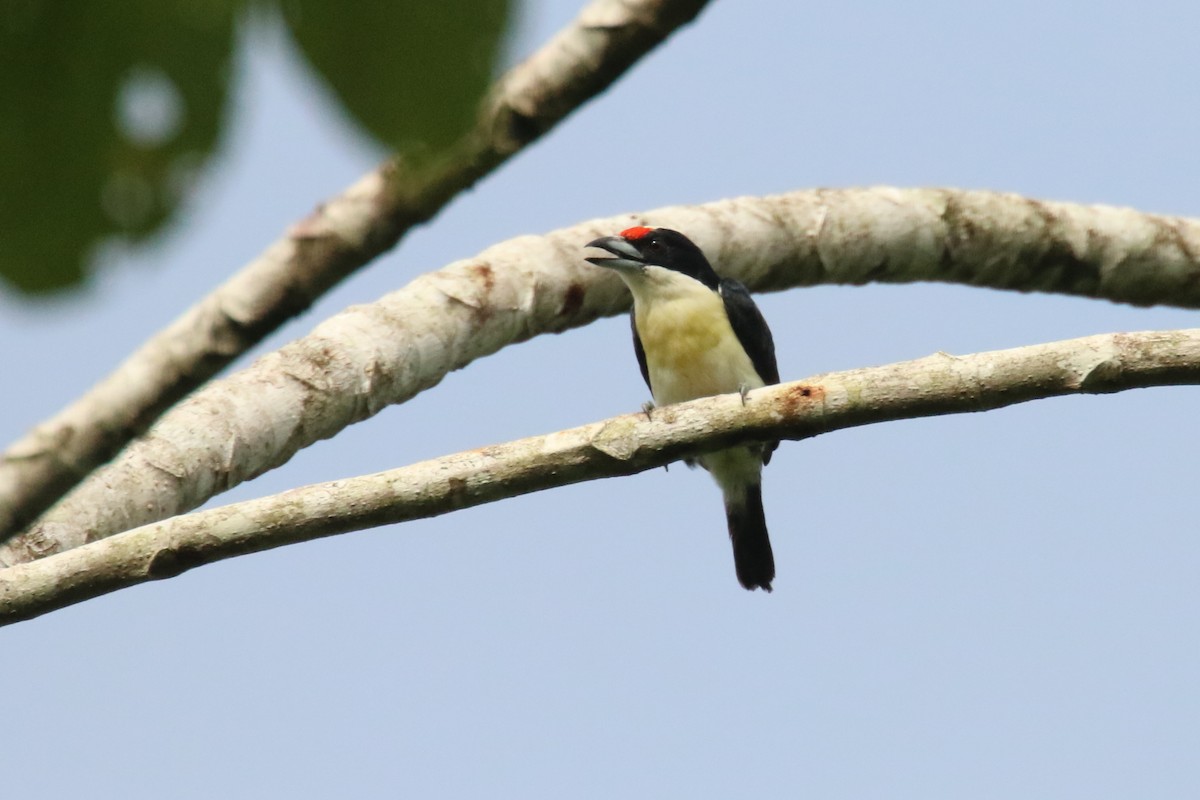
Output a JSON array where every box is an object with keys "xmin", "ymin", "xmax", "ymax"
[
  {"xmin": 471, "ymin": 262, "xmax": 495, "ymax": 294},
  {"xmin": 446, "ymin": 477, "xmax": 469, "ymax": 509},
  {"xmin": 503, "ymin": 107, "xmax": 542, "ymax": 148},
  {"xmin": 1028, "ymin": 202, "xmax": 1101, "ymax": 295},
  {"xmin": 780, "ymin": 384, "xmax": 824, "ymax": 415},
  {"xmin": 146, "ymin": 545, "xmax": 205, "ymax": 580},
  {"xmin": 1035, "ymin": 236, "xmax": 1100, "ymax": 295},
  {"xmin": 561, "ymin": 283, "xmax": 586, "ymax": 317},
  {"xmin": 863, "ymin": 254, "xmax": 890, "ymax": 283}
]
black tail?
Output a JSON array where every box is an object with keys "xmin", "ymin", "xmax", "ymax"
[{"xmin": 725, "ymin": 483, "xmax": 775, "ymax": 592}]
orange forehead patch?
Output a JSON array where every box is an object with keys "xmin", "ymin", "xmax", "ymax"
[{"xmin": 619, "ymin": 225, "xmax": 654, "ymax": 241}]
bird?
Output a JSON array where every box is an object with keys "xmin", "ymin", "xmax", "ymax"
[{"xmin": 585, "ymin": 226, "xmax": 780, "ymax": 591}]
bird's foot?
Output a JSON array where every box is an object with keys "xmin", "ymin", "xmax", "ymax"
[
  {"xmin": 640, "ymin": 401, "xmax": 669, "ymax": 471},
  {"xmin": 738, "ymin": 383, "xmax": 750, "ymax": 406}
]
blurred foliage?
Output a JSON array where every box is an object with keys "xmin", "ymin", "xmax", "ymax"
[
  {"xmin": 281, "ymin": 0, "xmax": 509, "ymax": 159},
  {"xmin": 0, "ymin": 0, "xmax": 512, "ymax": 296},
  {"xmin": 0, "ymin": 1, "xmax": 237, "ymax": 293}
]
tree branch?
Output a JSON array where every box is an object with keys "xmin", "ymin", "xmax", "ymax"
[
  {"xmin": 2, "ymin": 328, "xmax": 1196, "ymax": 625},
  {"xmin": 5, "ymin": 189, "xmax": 1200, "ymax": 566},
  {"xmin": 0, "ymin": 0, "xmax": 714, "ymax": 541}
]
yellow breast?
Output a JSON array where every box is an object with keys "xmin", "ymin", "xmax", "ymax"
[{"xmin": 634, "ymin": 290, "xmax": 762, "ymax": 406}]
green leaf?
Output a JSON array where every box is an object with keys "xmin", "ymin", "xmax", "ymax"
[
  {"xmin": 0, "ymin": 1, "xmax": 238, "ymax": 294},
  {"xmin": 281, "ymin": 0, "xmax": 511, "ymax": 159}
]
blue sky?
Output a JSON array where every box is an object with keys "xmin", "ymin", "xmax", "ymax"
[{"xmin": 3, "ymin": 1, "xmax": 1199, "ymax": 796}]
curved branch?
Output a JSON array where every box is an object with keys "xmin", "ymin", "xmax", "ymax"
[
  {"xmin": 2, "ymin": 328, "xmax": 1197, "ymax": 624},
  {"xmin": 5, "ymin": 190, "xmax": 1199, "ymax": 566},
  {"xmin": 0, "ymin": 0, "xmax": 714, "ymax": 541}
]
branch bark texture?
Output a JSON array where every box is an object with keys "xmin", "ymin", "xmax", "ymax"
[
  {"xmin": 2, "ymin": 328, "xmax": 1196, "ymax": 625},
  {"xmin": 4, "ymin": 189, "xmax": 1200, "ymax": 566},
  {"xmin": 0, "ymin": 0, "xmax": 714, "ymax": 540}
]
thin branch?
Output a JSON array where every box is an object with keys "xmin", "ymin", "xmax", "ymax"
[
  {"xmin": 2, "ymin": 328, "xmax": 1197, "ymax": 625},
  {"xmin": 5, "ymin": 190, "xmax": 1200, "ymax": 566},
  {"xmin": 0, "ymin": 0, "xmax": 714, "ymax": 541}
]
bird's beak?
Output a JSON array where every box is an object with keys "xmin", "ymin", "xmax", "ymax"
[{"xmin": 585, "ymin": 236, "xmax": 646, "ymax": 272}]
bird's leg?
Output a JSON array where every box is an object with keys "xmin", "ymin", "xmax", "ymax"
[
  {"xmin": 738, "ymin": 383, "xmax": 750, "ymax": 406},
  {"xmin": 640, "ymin": 400, "xmax": 669, "ymax": 471}
]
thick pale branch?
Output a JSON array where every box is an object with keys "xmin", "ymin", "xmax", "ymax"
[
  {"xmin": 6, "ymin": 190, "xmax": 1200, "ymax": 566},
  {"xmin": 2, "ymin": 328, "xmax": 1196, "ymax": 625},
  {"xmin": 0, "ymin": 0, "xmax": 713, "ymax": 540}
]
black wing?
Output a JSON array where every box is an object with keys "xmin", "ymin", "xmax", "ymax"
[
  {"xmin": 719, "ymin": 278, "xmax": 780, "ymax": 464},
  {"xmin": 630, "ymin": 312, "xmax": 652, "ymax": 393},
  {"xmin": 719, "ymin": 279, "xmax": 778, "ymax": 386}
]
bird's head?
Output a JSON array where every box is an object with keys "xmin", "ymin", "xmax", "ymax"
[{"xmin": 585, "ymin": 226, "xmax": 720, "ymax": 290}]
